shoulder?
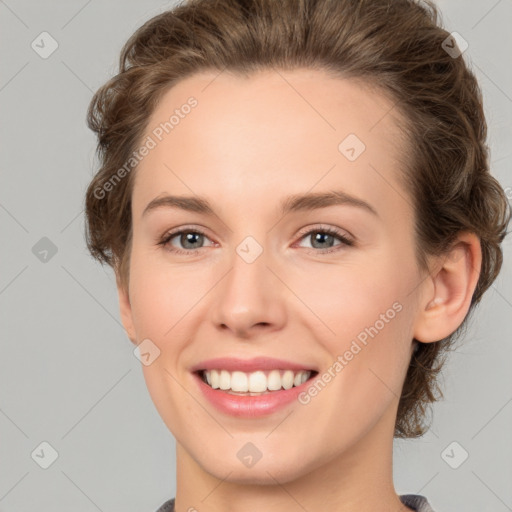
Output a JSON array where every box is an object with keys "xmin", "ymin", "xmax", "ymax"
[
  {"xmin": 157, "ymin": 496, "xmax": 436, "ymax": 512},
  {"xmin": 400, "ymin": 494, "xmax": 437, "ymax": 512},
  {"xmin": 155, "ymin": 498, "xmax": 175, "ymax": 512}
]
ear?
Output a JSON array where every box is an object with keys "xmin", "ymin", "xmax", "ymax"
[
  {"xmin": 116, "ymin": 273, "xmax": 137, "ymax": 345},
  {"xmin": 413, "ymin": 231, "xmax": 482, "ymax": 343}
]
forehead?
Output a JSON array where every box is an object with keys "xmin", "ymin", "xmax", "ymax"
[{"xmin": 131, "ymin": 68, "xmax": 410, "ymax": 221}]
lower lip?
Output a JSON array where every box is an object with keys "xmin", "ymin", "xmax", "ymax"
[{"xmin": 192, "ymin": 372, "xmax": 314, "ymax": 417}]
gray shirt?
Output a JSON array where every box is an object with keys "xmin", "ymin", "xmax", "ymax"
[{"xmin": 156, "ymin": 494, "xmax": 436, "ymax": 511}]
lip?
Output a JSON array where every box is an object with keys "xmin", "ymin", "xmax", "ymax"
[
  {"xmin": 189, "ymin": 356, "xmax": 317, "ymax": 373},
  {"xmin": 192, "ymin": 370, "xmax": 317, "ymax": 417}
]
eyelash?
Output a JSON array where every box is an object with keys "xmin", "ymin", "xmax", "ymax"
[{"xmin": 157, "ymin": 225, "xmax": 354, "ymax": 256}]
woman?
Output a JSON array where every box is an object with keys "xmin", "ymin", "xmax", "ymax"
[{"xmin": 84, "ymin": 0, "xmax": 511, "ymax": 510}]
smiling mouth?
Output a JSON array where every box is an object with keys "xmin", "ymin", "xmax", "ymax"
[{"xmin": 196, "ymin": 369, "xmax": 319, "ymax": 395}]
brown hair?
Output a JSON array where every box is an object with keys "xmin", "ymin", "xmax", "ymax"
[{"xmin": 84, "ymin": 0, "xmax": 511, "ymax": 438}]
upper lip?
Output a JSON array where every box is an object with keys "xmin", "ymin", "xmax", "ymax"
[{"xmin": 189, "ymin": 357, "xmax": 318, "ymax": 373}]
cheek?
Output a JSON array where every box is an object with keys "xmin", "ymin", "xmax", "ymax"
[
  {"xmin": 294, "ymin": 252, "xmax": 415, "ymax": 383},
  {"xmin": 127, "ymin": 246, "xmax": 207, "ymax": 341},
  {"xmin": 129, "ymin": 283, "xmax": 172, "ymax": 341},
  {"xmin": 288, "ymin": 254, "xmax": 406, "ymax": 334},
  {"xmin": 139, "ymin": 361, "xmax": 188, "ymax": 436}
]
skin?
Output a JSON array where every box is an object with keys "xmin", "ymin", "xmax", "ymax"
[{"xmin": 116, "ymin": 68, "xmax": 482, "ymax": 512}]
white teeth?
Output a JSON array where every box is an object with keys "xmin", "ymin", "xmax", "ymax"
[
  {"xmin": 267, "ymin": 370, "xmax": 282, "ymax": 390},
  {"xmin": 282, "ymin": 370, "xmax": 294, "ymax": 390},
  {"xmin": 248, "ymin": 371, "xmax": 267, "ymax": 392},
  {"xmin": 201, "ymin": 369, "xmax": 312, "ymax": 392},
  {"xmin": 219, "ymin": 370, "xmax": 230, "ymax": 390},
  {"xmin": 231, "ymin": 371, "xmax": 248, "ymax": 392},
  {"xmin": 210, "ymin": 369, "xmax": 219, "ymax": 389}
]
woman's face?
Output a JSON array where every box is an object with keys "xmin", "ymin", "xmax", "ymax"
[{"xmin": 119, "ymin": 68, "xmax": 427, "ymax": 483}]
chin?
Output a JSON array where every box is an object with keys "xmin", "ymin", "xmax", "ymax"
[{"xmin": 197, "ymin": 452, "xmax": 311, "ymax": 485}]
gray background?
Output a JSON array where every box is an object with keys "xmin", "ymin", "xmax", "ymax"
[{"xmin": 1, "ymin": 1, "xmax": 511, "ymax": 511}]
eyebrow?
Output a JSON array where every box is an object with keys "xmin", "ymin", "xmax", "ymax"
[{"xmin": 142, "ymin": 190, "xmax": 379, "ymax": 218}]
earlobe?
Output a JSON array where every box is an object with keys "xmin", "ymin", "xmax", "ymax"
[
  {"xmin": 413, "ymin": 232, "xmax": 482, "ymax": 343},
  {"xmin": 116, "ymin": 274, "xmax": 137, "ymax": 344}
]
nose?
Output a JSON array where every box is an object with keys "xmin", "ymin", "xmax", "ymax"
[{"xmin": 210, "ymin": 243, "xmax": 287, "ymax": 340}]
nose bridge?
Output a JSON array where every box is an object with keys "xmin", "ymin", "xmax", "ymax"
[{"xmin": 210, "ymin": 233, "xmax": 285, "ymax": 337}]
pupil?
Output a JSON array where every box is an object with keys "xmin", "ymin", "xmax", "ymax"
[
  {"xmin": 183, "ymin": 232, "xmax": 202, "ymax": 249},
  {"xmin": 313, "ymin": 232, "xmax": 333, "ymax": 249}
]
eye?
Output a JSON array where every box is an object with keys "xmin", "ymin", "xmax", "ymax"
[
  {"xmin": 157, "ymin": 225, "xmax": 354, "ymax": 256},
  {"xmin": 295, "ymin": 226, "xmax": 354, "ymax": 254},
  {"xmin": 158, "ymin": 227, "xmax": 215, "ymax": 255}
]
